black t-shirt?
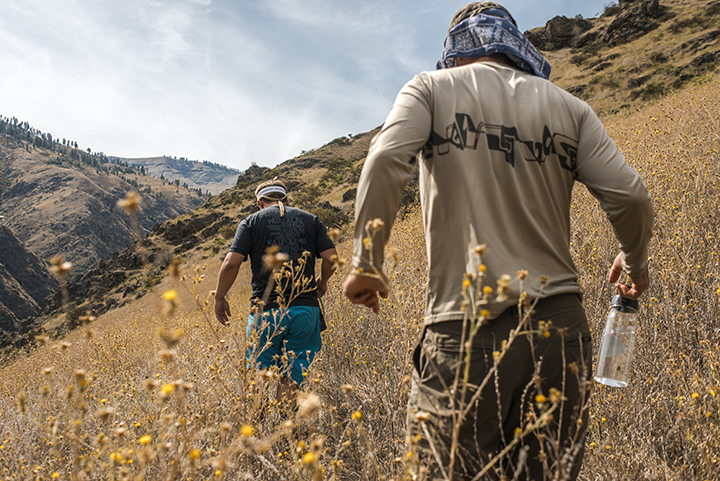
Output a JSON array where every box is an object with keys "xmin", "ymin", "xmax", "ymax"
[{"xmin": 229, "ymin": 205, "xmax": 335, "ymax": 310}]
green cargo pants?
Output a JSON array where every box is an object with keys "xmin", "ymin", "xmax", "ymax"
[{"xmin": 407, "ymin": 294, "xmax": 593, "ymax": 481}]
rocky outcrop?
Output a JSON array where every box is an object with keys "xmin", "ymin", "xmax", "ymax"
[
  {"xmin": 602, "ymin": 0, "xmax": 670, "ymax": 46},
  {"xmin": 524, "ymin": 16, "xmax": 593, "ymax": 50}
]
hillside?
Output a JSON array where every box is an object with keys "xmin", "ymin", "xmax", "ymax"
[
  {"xmin": 114, "ymin": 156, "xmax": 241, "ymax": 195},
  {"xmin": 526, "ymin": 0, "xmax": 720, "ymax": 115},
  {"xmin": 0, "ymin": 119, "xmax": 209, "ymax": 278},
  {"xmin": 0, "ymin": 75, "xmax": 717, "ymax": 479},
  {"xmin": 0, "ymin": 225, "xmax": 58, "ymax": 342},
  {"xmin": 3, "ymin": 0, "xmax": 718, "ymax": 348},
  {"xmin": 0, "ymin": 0, "xmax": 719, "ymax": 478}
]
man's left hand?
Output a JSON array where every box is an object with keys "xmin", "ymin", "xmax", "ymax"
[
  {"xmin": 608, "ymin": 252, "xmax": 650, "ymax": 299},
  {"xmin": 215, "ymin": 297, "xmax": 231, "ymax": 325},
  {"xmin": 316, "ymin": 277, "xmax": 328, "ymax": 297}
]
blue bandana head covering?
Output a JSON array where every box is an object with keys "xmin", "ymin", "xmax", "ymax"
[{"xmin": 437, "ymin": 13, "xmax": 552, "ymax": 80}]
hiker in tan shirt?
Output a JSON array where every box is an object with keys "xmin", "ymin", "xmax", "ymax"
[{"xmin": 343, "ymin": 2, "xmax": 652, "ymax": 479}]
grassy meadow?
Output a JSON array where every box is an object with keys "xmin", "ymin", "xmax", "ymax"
[{"xmin": 1, "ymin": 77, "xmax": 719, "ymax": 480}]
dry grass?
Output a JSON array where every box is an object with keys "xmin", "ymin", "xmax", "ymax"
[{"xmin": 1, "ymin": 77, "xmax": 719, "ymax": 480}]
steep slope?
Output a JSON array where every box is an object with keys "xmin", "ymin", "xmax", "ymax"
[
  {"xmin": 0, "ymin": 124, "xmax": 207, "ymax": 277},
  {"xmin": 0, "ymin": 225, "xmax": 58, "ymax": 340}
]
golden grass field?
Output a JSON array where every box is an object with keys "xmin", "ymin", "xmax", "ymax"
[{"xmin": 1, "ymin": 76, "xmax": 719, "ymax": 480}]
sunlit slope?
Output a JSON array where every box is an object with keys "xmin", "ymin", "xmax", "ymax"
[{"xmin": 0, "ymin": 78, "xmax": 718, "ymax": 479}]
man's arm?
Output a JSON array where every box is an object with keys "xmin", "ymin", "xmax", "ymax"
[
  {"xmin": 574, "ymin": 106, "xmax": 654, "ymax": 300},
  {"xmin": 345, "ymin": 75, "xmax": 432, "ymax": 311},
  {"xmin": 316, "ymin": 248, "xmax": 338, "ymax": 297},
  {"xmin": 214, "ymin": 251, "xmax": 245, "ymax": 325}
]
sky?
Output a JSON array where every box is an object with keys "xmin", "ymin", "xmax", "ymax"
[{"xmin": 0, "ymin": 0, "xmax": 610, "ymax": 171}]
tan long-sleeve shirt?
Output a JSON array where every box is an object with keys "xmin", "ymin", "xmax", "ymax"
[{"xmin": 353, "ymin": 62, "xmax": 653, "ymax": 324}]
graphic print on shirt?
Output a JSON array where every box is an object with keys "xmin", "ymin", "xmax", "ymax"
[
  {"xmin": 428, "ymin": 113, "xmax": 578, "ymax": 172},
  {"xmin": 266, "ymin": 209, "xmax": 308, "ymax": 259}
]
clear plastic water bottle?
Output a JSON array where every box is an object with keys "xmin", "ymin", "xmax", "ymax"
[{"xmin": 594, "ymin": 286, "xmax": 639, "ymax": 387}]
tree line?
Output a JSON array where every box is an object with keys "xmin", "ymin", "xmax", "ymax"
[{"xmin": 0, "ymin": 115, "xmax": 212, "ymax": 198}]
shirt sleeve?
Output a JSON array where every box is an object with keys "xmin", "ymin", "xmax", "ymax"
[
  {"xmin": 574, "ymin": 105, "xmax": 654, "ymax": 278},
  {"xmin": 229, "ymin": 217, "xmax": 253, "ymax": 256},
  {"xmin": 353, "ymin": 75, "xmax": 433, "ymax": 271},
  {"xmin": 314, "ymin": 217, "xmax": 336, "ymax": 254}
]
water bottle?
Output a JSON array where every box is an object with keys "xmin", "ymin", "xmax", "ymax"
[{"xmin": 594, "ymin": 286, "xmax": 639, "ymax": 388}]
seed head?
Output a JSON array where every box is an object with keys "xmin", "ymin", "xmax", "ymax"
[
  {"xmin": 366, "ymin": 218, "xmax": 384, "ymax": 234},
  {"xmin": 330, "ymin": 254, "xmax": 346, "ymax": 269},
  {"xmin": 158, "ymin": 349, "xmax": 177, "ymax": 362},
  {"xmin": 549, "ymin": 387, "xmax": 565, "ymax": 404},
  {"xmin": 167, "ymin": 258, "xmax": 181, "ymax": 278},
  {"xmin": 158, "ymin": 327, "xmax": 183, "ymax": 348},
  {"xmin": 15, "ymin": 391, "xmax": 26, "ymax": 413},
  {"xmin": 497, "ymin": 274, "xmax": 511, "ymax": 290},
  {"xmin": 117, "ymin": 192, "xmax": 141, "ymax": 214},
  {"xmin": 49, "ymin": 256, "xmax": 72, "ymax": 278},
  {"xmin": 297, "ymin": 392, "xmax": 320, "ymax": 417},
  {"xmin": 96, "ymin": 407, "xmax": 115, "ymax": 421},
  {"xmin": 144, "ymin": 378, "xmax": 158, "ymax": 391},
  {"xmin": 262, "ymin": 245, "xmax": 289, "ymax": 271},
  {"xmin": 415, "ymin": 411, "xmax": 430, "ymax": 422}
]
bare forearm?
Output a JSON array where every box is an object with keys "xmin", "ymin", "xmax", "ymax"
[
  {"xmin": 320, "ymin": 259, "xmax": 334, "ymax": 283},
  {"xmin": 319, "ymin": 248, "xmax": 338, "ymax": 283},
  {"xmin": 215, "ymin": 255, "xmax": 243, "ymax": 299},
  {"xmin": 215, "ymin": 266, "xmax": 238, "ymax": 299}
]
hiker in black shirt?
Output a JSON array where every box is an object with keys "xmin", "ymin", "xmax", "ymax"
[{"xmin": 214, "ymin": 179, "xmax": 337, "ymax": 401}]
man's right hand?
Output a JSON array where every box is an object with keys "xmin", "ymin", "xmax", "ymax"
[
  {"xmin": 608, "ymin": 253, "xmax": 649, "ymax": 299},
  {"xmin": 343, "ymin": 271, "xmax": 390, "ymax": 314},
  {"xmin": 215, "ymin": 297, "xmax": 232, "ymax": 325}
]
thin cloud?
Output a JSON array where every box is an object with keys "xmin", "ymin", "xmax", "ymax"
[{"xmin": 0, "ymin": 0, "xmax": 610, "ymax": 171}]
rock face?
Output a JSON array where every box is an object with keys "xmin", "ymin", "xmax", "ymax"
[
  {"xmin": 0, "ymin": 225, "xmax": 58, "ymax": 333},
  {"xmin": 603, "ymin": 0, "xmax": 669, "ymax": 46},
  {"xmin": 524, "ymin": 0, "xmax": 672, "ymax": 51},
  {"xmin": 524, "ymin": 16, "xmax": 593, "ymax": 50}
]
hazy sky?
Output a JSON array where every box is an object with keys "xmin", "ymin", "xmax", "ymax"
[{"xmin": 1, "ymin": 0, "xmax": 609, "ymax": 171}]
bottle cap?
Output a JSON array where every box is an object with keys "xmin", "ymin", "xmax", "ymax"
[{"xmin": 611, "ymin": 284, "xmax": 638, "ymax": 313}]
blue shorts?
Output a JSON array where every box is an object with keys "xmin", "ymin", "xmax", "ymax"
[{"xmin": 247, "ymin": 305, "xmax": 322, "ymax": 386}]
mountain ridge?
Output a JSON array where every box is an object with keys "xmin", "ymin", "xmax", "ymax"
[{"xmin": 113, "ymin": 156, "xmax": 240, "ymax": 195}]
